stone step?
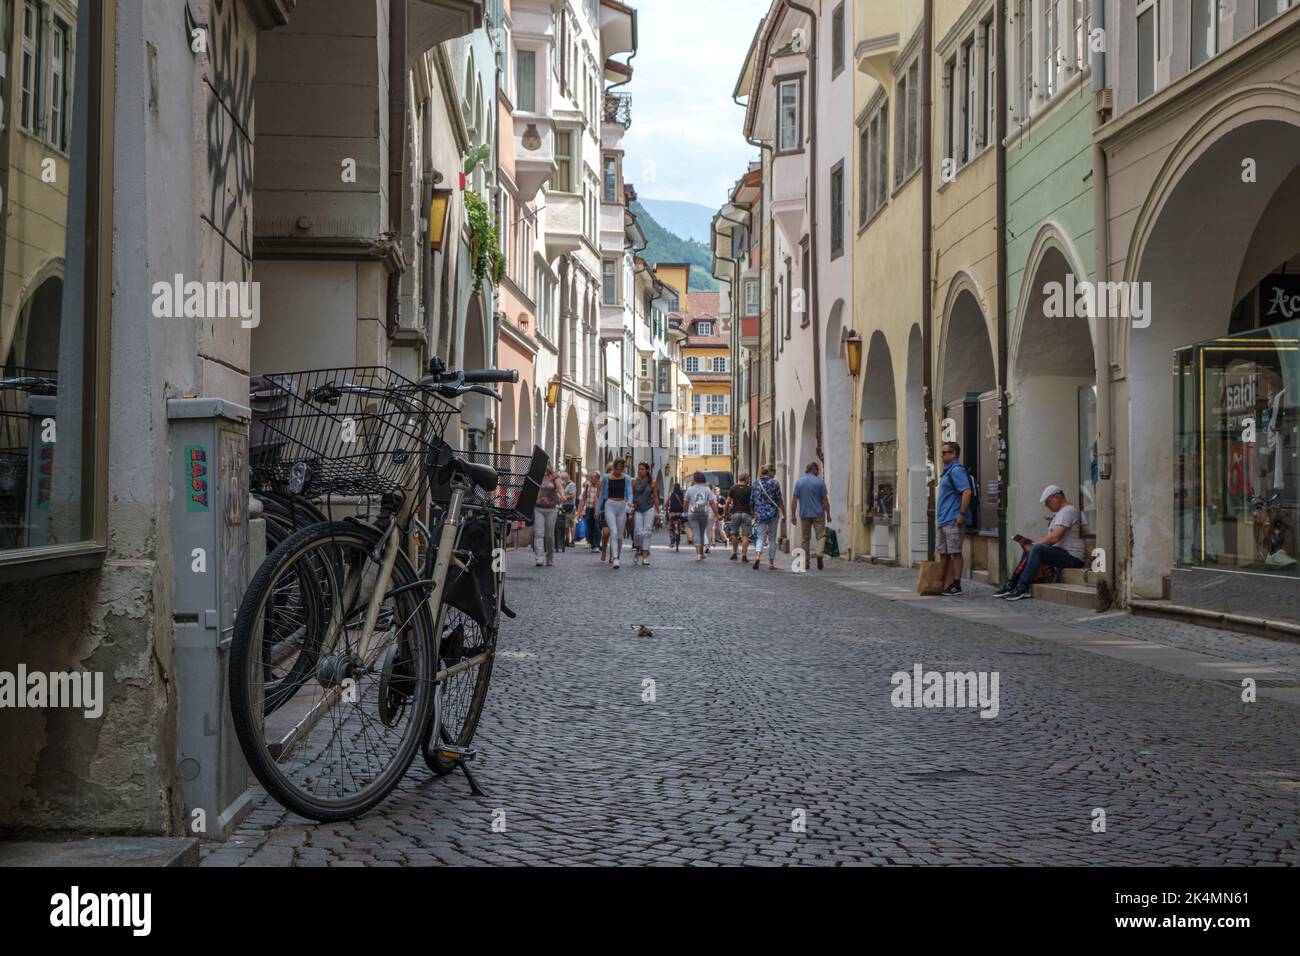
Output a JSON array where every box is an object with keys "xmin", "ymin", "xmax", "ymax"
[
  {"xmin": 1059, "ymin": 567, "xmax": 1101, "ymax": 586},
  {"xmin": 1032, "ymin": 582, "xmax": 1099, "ymax": 609}
]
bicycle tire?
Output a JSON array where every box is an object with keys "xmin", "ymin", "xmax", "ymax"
[
  {"xmin": 423, "ymin": 519, "xmax": 503, "ymax": 775},
  {"xmin": 231, "ymin": 521, "xmax": 435, "ymax": 821}
]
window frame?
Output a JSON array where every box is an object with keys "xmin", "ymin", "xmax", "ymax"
[
  {"xmin": 743, "ymin": 278, "xmax": 760, "ymax": 317},
  {"xmin": 710, "ymin": 357, "xmax": 729, "ymax": 374},
  {"xmin": 697, "ymin": 321, "xmax": 713, "ymax": 337},
  {"xmin": 602, "ymin": 259, "xmax": 618, "ymax": 305},
  {"xmin": 829, "ymin": 160, "xmax": 845, "ymax": 259},
  {"xmin": 774, "ymin": 73, "xmax": 805, "ymax": 155},
  {"xmin": 602, "ymin": 152, "xmax": 619, "ymax": 204},
  {"xmin": 685, "ymin": 356, "xmax": 701, "ymax": 373},
  {"xmin": 1191, "ymin": 0, "xmax": 1219, "ymax": 68},
  {"xmin": 1, "ymin": 0, "xmax": 115, "ymax": 581},
  {"xmin": 1137, "ymin": 0, "xmax": 1160, "ymax": 102},
  {"xmin": 515, "ymin": 47, "xmax": 537, "ymax": 113},
  {"xmin": 553, "ymin": 128, "xmax": 575, "ymax": 193},
  {"xmin": 831, "ymin": 3, "xmax": 846, "ymax": 78},
  {"xmin": 49, "ymin": 16, "xmax": 70, "ymax": 152}
]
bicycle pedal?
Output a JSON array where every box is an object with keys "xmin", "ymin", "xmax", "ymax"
[{"xmin": 436, "ymin": 745, "xmax": 477, "ymax": 764}]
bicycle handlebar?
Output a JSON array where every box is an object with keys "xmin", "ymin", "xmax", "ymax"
[{"xmin": 460, "ymin": 369, "xmax": 518, "ymax": 385}]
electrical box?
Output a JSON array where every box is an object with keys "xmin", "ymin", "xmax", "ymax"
[{"xmin": 167, "ymin": 397, "xmax": 253, "ymax": 841}]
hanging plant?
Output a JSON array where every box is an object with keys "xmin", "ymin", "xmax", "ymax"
[{"xmin": 464, "ymin": 190, "xmax": 505, "ymax": 292}]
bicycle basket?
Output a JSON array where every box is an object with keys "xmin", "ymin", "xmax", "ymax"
[
  {"xmin": 430, "ymin": 445, "xmax": 548, "ymax": 521},
  {"xmin": 249, "ymin": 367, "xmax": 456, "ymax": 498}
]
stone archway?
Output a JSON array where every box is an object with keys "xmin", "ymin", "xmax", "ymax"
[
  {"xmin": 1010, "ymin": 233, "xmax": 1098, "ymax": 549},
  {"xmin": 860, "ymin": 332, "xmax": 898, "ymax": 560},
  {"xmin": 1124, "ymin": 101, "xmax": 1300, "ymax": 599},
  {"xmin": 903, "ymin": 324, "xmax": 928, "ymax": 566},
  {"xmin": 823, "ymin": 298, "xmax": 852, "ymax": 526},
  {"xmin": 461, "ymin": 292, "xmax": 489, "ymax": 450}
]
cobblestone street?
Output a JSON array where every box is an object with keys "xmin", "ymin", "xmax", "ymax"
[{"xmin": 200, "ymin": 541, "xmax": 1300, "ymax": 867}]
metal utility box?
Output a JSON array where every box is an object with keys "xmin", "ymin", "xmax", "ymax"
[{"xmin": 167, "ymin": 397, "xmax": 253, "ymax": 840}]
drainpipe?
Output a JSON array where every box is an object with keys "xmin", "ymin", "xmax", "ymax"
[
  {"xmin": 386, "ymin": 0, "xmax": 408, "ymax": 343},
  {"xmin": 786, "ymin": 0, "xmax": 825, "ymax": 465},
  {"xmin": 995, "ymin": 0, "xmax": 1009, "ymax": 585},
  {"xmin": 921, "ymin": 0, "xmax": 936, "ymax": 560},
  {"xmin": 1090, "ymin": 0, "xmax": 1116, "ymax": 600}
]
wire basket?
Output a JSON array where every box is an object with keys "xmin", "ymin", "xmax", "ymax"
[
  {"xmin": 0, "ymin": 369, "xmax": 56, "ymax": 514},
  {"xmin": 429, "ymin": 445, "xmax": 548, "ymax": 521},
  {"xmin": 250, "ymin": 367, "xmax": 456, "ymax": 499}
]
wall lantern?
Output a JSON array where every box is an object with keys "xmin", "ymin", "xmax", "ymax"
[
  {"xmin": 545, "ymin": 377, "xmax": 562, "ymax": 408},
  {"xmin": 845, "ymin": 330, "xmax": 863, "ymax": 377},
  {"xmin": 429, "ymin": 187, "xmax": 454, "ymax": 252}
]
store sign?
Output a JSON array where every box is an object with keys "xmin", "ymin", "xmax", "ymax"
[{"xmin": 1261, "ymin": 274, "xmax": 1300, "ymax": 322}]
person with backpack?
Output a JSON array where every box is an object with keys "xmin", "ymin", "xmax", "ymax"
[
  {"xmin": 936, "ymin": 441, "xmax": 974, "ymax": 595},
  {"xmin": 532, "ymin": 465, "xmax": 566, "ymax": 567},
  {"xmin": 631, "ymin": 462, "xmax": 661, "ymax": 566},
  {"xmin": 726, "ymin": 473, "xmax": 754, "ymax": 562},
  {"xmin": 751, "ymin": 465, "xmax": 785, "ymax": 570},
  {"xmin": 598, "ymin": 458, "xmax": 633, "ymax": 569},
  {"xmin": 683, "ymin": 472, "xmax": 720, "ymax": 561},
  {"xmin": 666, "ymin": 482, "xmax": 686, "ymax": 551},
  {"xmin": 998, "ymin": 484, "xmax": 1087, "ymax": 601}
]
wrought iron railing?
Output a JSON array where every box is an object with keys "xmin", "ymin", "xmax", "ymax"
[{"xmin": 603, "ymin": 92, "xmax": 632, "ymax": 129}]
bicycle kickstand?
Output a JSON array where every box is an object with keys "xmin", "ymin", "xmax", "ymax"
[{"xmin": 437, "ymin": 744, "xmax": 489, "ymax": 798}]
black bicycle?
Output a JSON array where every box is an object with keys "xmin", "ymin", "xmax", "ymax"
[{"xmin": 229, "ymin": 361, "xmax": 545, "ymax": 821}]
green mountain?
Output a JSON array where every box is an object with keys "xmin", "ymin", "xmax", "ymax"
[{"xmin": 630, "ymin": 200, "xmax": 718, "ymax": 292}]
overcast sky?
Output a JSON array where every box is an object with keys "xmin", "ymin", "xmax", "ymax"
[{"xmin": 621, "ymin": 0, "xmax": 770, "ymax": 211}]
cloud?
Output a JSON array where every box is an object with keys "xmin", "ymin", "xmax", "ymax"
[{"xmin": 621, "ymin": 0, "xmax": 769, "ymax": 208}]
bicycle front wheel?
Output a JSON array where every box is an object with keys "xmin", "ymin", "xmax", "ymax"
[
  {"xmin": 424, "ymin": 521, "xmax": 503, "ymax": 775},
  {"xmin": 230, "ymin": 522, "xmax": 435, "ymax": 821}
]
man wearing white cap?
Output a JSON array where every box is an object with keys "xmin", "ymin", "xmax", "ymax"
[{"xmin": 1000, "ymin": 484, "xmax": 1087, "ymax": 601}]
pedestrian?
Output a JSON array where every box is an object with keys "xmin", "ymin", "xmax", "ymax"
[
  {"xmin": 790, "ymin": 461, "xmax": 831, "ymax": 571},
  {"xmin": 935, "ymin": 441, "xmax": 974, "ymax": 595},
  {"xmin": 727, "ymin": 472, "xmax": 754, "ymax": 562},
  {"xmin": 562, "ymin": 472, "xmax": 577, "ymax": 546},
  {"xmin": 713, "ymin": 485, "xmax": 727, "ymax": 547},
  {"xmin": 684, "ymin": 472, "xmax": 720, "ymax": 561},
  {"xmin": 667, "ymin": 482, "xmax": 686, "ymax": 551},
  {"xmin": 999, "ymin": 484, "xmax": 1087, "ymax": 601},
  {"xmin": 598, "ymin": 458, "xmax": 633, "ymax": 569},
  {"xmin": 579, "ymin": 470, "xmax": 601, "ymax": 553},
  {"xmin": 631, "ymin": 462, "xmax": 661, "ymax": 566},
  {"xmin": 533, "ymin": 464, "xmax": 565, "ymax": 567},
  {"xmin": 751, "ymin": 464, "xmax": 785, "ymax": 570},
  {"xmin": 599, "ymin": 461, "xmax": 613, "ymax": 561}
]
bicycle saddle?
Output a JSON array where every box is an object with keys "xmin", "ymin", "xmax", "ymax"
[{"xmin": 450, "ymin": 456, "xmax": 498, "ymax": 493}]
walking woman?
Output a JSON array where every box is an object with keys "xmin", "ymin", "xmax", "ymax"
[
  {"xmin": 631, "ymin": 462, "xmax": 661, "ymax": 566},
  {"xmin": 533, "ymin": 465, "xmax": 566, "ymax": 567},
  {"xmin": 579, "ymin": 470, "xmax": 601, "ymax": 553},
  {"xmin": 751, "ymin": 464, "xmax": 785, "ymax": 570},
  {"xmin": 684, "ymin": 472, "xmax": 720, "ymax": 561},
  {"xmin": 598, "ymin": 458, "xmax": 633, "ymax": 569}
]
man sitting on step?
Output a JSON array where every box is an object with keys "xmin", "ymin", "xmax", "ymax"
[{"xmin": 997, "ymin": 485, "xmax": 1087, "ymax": 602}]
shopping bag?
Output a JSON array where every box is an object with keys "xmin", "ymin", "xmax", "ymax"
[
  {"xmin": 916, "ymin": 560, "xmax": 946, "ymax": 596},
  {"xmin": 824, "ymin": 526, "xmax": 840, "ymax": 558},
  {"xmin": 574, "ymin": 517, "xmax": 588, "ymax": 540}
]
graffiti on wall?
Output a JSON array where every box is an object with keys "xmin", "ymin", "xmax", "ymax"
[{"xmin": 201, "ymin": 0, "xmax": 255, "ymax": 280}]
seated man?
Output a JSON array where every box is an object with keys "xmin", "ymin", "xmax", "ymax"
[{"xmin": 999, "ymin": 484, "xmax": 1087, "ymax": 601}]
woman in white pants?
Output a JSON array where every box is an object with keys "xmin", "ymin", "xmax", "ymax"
[
  {"xmin": 598, "ymin": 458, "xmax": 633, "ymax": 569},
  {"xmin": 631, "ymin": 462, "xmax": 661, "ymax": 566}
]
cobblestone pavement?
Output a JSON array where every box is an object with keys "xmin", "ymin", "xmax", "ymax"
[{"xmin": 202, "ymin": 536, "xmax": 1300, "ymax": 867}]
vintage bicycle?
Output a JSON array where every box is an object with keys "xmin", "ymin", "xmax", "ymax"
[{"xmin": 229, "ymin": 361, "xmax": 545, "ymax": 821}]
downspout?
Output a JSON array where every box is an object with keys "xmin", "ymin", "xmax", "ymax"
[
  {"xmin": 386, "ymin": 0, "xmax": 408, "ymax": 341},
  {"xmin": 786, "ymin": 0, "xmax": 824, "ymax": 464},
  {"xmin": 921, "ymin": 0, "xmax": 936, "ymax": 560},
  {"xmin": 1090, "ymin": 0, "xmax": 1115, "ymax": 601},
  {"xmin": 995, "ymin": 0, "xmax": 1009, "ymax": 585}
]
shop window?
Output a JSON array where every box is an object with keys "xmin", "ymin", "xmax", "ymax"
[
  {"xmin": 1174, "ymin": 320, "xmax": 1299, "ymax": 579},
  {"xmin": 2, "ymin": 2, "xmax": 111, "ymax": 577}
]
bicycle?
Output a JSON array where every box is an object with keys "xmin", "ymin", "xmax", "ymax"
[
  {"xmin": 667, "ymin": 513, "xmax": 683, "ymax": 552},
  {"xmin": 229, "ymin": 362, "xmax": 545, "ymax": 821}
]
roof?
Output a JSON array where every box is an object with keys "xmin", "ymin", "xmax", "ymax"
[
  {"xmin": 685, "ymin": 291, "xmax": 720, "ymax": 316},
  {"xmin": 686, "ymin": 372, "xmax": 732, "ymax": 384}
]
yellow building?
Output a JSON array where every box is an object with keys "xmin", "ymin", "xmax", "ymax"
[{"xmin": 673, "ymin": 292, "xmax": 733, "ymax": 485}]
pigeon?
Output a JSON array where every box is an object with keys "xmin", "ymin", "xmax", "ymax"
[{"xmin": 636, "ymin": 625, "xmax": 654, "ymax": 638}]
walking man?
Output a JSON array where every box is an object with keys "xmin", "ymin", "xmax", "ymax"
[
  {"xmin": 936, "ymin": 441, "xmax": 974, "ymax": 595},
  {"xmin": 751, "ymin": 465, "xmax": 785, "ymax": 570},
  {"xmin": 684, "ymin": 472, "xmax": 720, "ymax": 561},
  {"xmin": 727, "ymin": 473, "xmax": 754, "ymax": 562},
  {"xmin": 791, "ymin": 462, "xmax": 831, "ymax": 571}
]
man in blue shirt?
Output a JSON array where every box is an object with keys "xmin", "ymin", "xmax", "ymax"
[
  {"xmin": 936, "ymin": 441, "xmax": 973, "ymax": 595},
  {"xmin": 791, "ymin": 462, "xmax": 831, "ymax": 571}
]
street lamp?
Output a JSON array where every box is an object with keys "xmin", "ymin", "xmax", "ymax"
[
  {"xmin": 545, "ymin": 377, "xmax": 561, "ymax": 408},
  {"xmin": 428, "ymin": 187, "xmax": 454, "ymax": 252},
  {"xmin": 845, "ymin": 330, "xmax": 863, "ymax": 377}
]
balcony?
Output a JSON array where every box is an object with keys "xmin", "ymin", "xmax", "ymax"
[
  {"xmin": 771, "ymin": 151, "xmax": 808, "ymax": 241},
  {"xmin": 513, "ymin": 114, "xmax": 556, "ymax": 202},
  {"xmin": 739, "ymin": 316, "xmax": 759, "ymax": 349},
  {"xmin": 543, "ymin": 192, "xmax": 583, "ymax": 258},
  {"xmin": 603, "ymin": 92, "xmax": 632, "ymax": 130}
]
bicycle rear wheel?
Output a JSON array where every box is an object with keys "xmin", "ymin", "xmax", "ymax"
[{"xmin": 231, "ymin": 522, "xmax": 435, "ymax": 821}]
